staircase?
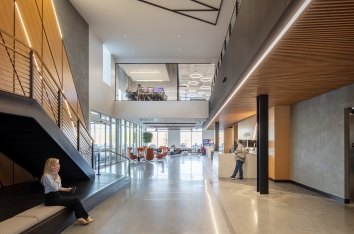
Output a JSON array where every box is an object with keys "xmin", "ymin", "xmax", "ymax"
[{"xmin": 0, "ymin": 29, "xmax": 94, "ymax": 181}]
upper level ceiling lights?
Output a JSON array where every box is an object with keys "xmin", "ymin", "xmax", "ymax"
[
  {"xmin": 190, "ymin": 73, "xmax": 203, "ymax": 79},
  {"xmin": 200, "ymin": 77, "xmax": 212, "ymax": 82},
  {"xmin": 188, "ymin": 81, "xmax": 199, "ymax": 85}
]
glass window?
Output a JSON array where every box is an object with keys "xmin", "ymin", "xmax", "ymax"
[
  {"xmin": 219, "ymin": 130, "xmax": 224, "ymax": 153},
  {"xmin": 150, "ymin": 131, "xmax": 158, "ymax": 148},
  {"xmin": 120, "ymin": 121, "xmax": 126, "ymax": 155},
  {"xmin": 157, "ymin": 130, "xmax": 168, "ymax": 147},
  {"xmin": 111, "ymin": 118, "xmax": 116, "ymax": 163},
  {"xmin": 180, "ymin": 130, "xmax": 191, "ymax": 148},
  {"xmin": 191, "ymin": 129, "xmax": 202, "ymax": 150},
  {"xmin": 116, "ymin": 64, "xmax": 177, "ymax": 101}
]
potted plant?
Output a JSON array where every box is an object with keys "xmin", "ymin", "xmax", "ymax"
[{"xmin": 142, "ymin": 132, "xmax": 153, "ymax": 146}]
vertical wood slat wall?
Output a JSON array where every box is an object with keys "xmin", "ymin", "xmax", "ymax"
[
  {"xmin": 0, "ymin": 0, "xmax": 85, "ymax": 125},
  {"xmin": 269, "ymin": 106, "xmax": 290, "ymax": 180}
]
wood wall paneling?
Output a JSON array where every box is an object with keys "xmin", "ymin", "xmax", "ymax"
[
  {"xmin": 14, "ymin": 6, "xmax": 28, "ymax": 47},
  {"xmin": 16, "ymin": 0, "xmax": 42, "ymax": 54},
  {"xmin": 268, "ymin": 107, "xmax": 275, "ymax": 179},
  {"xmin": 43, "ymin": 37, "xmax": 61, "ymax": 87},
  {"xmin": 0, "ymin": 0, "xmax": 14, "ymax": 34},
  {"xmin": 224, "ymin": 127, "xmax": 233, "ymax": 153},
  {"xmin": 62, "ymin": 49, "xmax": 83, "ymax": 123},
  {"xmin": 274, "ymin": 106, "xmax": 290, "ymax": 180},
  {"xmin": 0, "ymin": 153, "xmax": 32, "ymax": 186},
  {"xmin": 43, "ymin": 0, "xmax": 63, "ymax": 86}
]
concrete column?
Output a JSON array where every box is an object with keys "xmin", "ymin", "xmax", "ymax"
[{"xmin": 214, "ymin": 122, "xmax": 219, "ymax": 151}]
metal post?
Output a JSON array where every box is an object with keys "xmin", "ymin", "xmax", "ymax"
[
  {"xmin": 214, "ymin": 122, "xmax": 219, "ymax": 152},
  {"xmin": 57, "ymin": 91, "xmax": 62, "ymax": 128},
  {"xmin": 97, "ymin": 151, "xmax": 101, "ymax": 175},
  {"xmin": 29, "ymin": 50, "xmax": 34, "ymax": 98},
  {"xmin": 256, "ymin": 95, "xmax": 260, "ymax": 192},
  {"xmin": 236, "ymin": 0, "xmax": 240, "ymax": 17},
  {"xmin": 91, "ymin": 142, "xmax": 94, "ymax": 169},
  {"xmin": 77, "ymin": 120, "xmax": 80, "ymax": 151}
]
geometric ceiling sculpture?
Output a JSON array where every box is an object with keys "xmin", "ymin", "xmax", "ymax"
[{"xmin": 137, "ymin": 0, "xmax": 224, "ymax": 25}]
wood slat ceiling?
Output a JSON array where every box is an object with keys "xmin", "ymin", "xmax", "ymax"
[{"xmin": 210, "ymin": 0, "xmax": 354, "ymax": 129}]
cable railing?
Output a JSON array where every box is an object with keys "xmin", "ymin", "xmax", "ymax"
[
  {"xmin": 213, "ymin": 0, "xmax": 242, "ymax": 87},
  {"xmin": 96, "ymin": 149, "xmax": 131, "ymax": 178},
  {"xmin": 0, "ymin": 28, "xmax": 94, "ymax": 167}
]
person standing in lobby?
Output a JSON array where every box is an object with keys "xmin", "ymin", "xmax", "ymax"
[{"xmin": 230, "ymin": 140, "xmax": 247, "ymax": 180}]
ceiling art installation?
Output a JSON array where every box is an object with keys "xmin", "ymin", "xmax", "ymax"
[{"xmin": 137, "ymin": 0, "xmax": 224, "ymax": 25}]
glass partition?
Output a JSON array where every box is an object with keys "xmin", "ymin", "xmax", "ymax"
[
  {"xmin": 90, "ymin": 111, "xmax": 143, "ymax": 168},
  {"xmin": 116, "ymin": 63, "xmax": 178, "ymax": 101},
  {"xmin": 116, "ymin": 63, "xmax": 214, "ymax": 101}
]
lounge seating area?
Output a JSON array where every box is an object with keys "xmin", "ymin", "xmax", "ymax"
[
  {"xmin": 125, "ymin": 87, "xmax": 167, "ymax": 101},
  {"xmin": 0, "ymin": 174, "xmax": 130, "ymax": 234},
  {"xmin": 127, "ymin": 146, "xmax": 168, "ymax": 162},
  {"xmin": 0, "ymin": 204, "xmax": 65, "ymax": 234}
]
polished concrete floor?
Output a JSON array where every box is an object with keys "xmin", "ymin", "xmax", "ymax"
[{"xmin": 63, "ymin": 154, "xmax": 354, "ymax": 234}]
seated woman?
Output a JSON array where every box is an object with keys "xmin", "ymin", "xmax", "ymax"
[{"xmin": 41, "ymin": 158, "xmax": 94, "ymax": 225}]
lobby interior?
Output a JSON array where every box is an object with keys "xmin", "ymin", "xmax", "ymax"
[{"xmin": 1, "ymin": 0, "xmax": 354, "ymax": 233}]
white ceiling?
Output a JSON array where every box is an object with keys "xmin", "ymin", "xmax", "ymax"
[
  {"xmin": 69, "ymin": 0, "xmax": 237, "ymax": 63},
  {"xmin": 69, "ymin": 0, "xmax": 237, "ymax": 129}
]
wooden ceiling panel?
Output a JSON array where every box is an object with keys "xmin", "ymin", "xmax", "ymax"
[{"xmin": 210, "ymin": 0, "xmax": 354, "ymax": 129}]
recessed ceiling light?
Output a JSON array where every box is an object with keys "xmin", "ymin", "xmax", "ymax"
[
  {"xmin": 136, "ymin": 80, "xmax": 164, "ymax": 82},
  {"xmin": 200, "ymin": 77, "xmax": 212, "ymax": 82},
  {"xmin": 189, "ymin": 90, "xmax": 197, "ymax": 93},
  {"xmin": 198, "ymin": 91, "xmax": 206, "ymax": 95},
  {"xmin": 123, "ymin": 35, "xmax": 128, "ymax": 38},
  {"xmin": 130, "ymin": 71, "xmax": 160, "ymax": 74},
  {"xmin": 188, "ymin": 94, "xmax": 198, "ymax": 97},
  {"xmin": 188, "ymin": 81, "xmax": 199, "ymax": 85},
  {"xmin": 177, "ymin": 48, "xmax": 182, "ymax": 51},
  {"xmin": 200, "ymin": 86, "xmax": 211, "ymax": 90},
  {"xmin": 177, "ymin": 35, "xmax": 181, "ymax": 38},
  {"xmin": 190, "ymin": 73, "xmax": 202, "ymax": 79}
]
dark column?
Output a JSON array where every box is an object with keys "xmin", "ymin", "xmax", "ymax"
[
  {"xmin": 214, "ymin": 122, "xmax": 219, "ymax": 152},
  {"xmin": 258, "ymin": 94, "xmax": 269, "ymax": 194},
  {"xmin": 256, "ymin": 96, "xmax": 260, "ymax": 192}
]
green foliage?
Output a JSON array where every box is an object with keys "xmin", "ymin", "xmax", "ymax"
[{"xmin": 143, "ymin": 132, "xmax": 153, "ymax": 144}]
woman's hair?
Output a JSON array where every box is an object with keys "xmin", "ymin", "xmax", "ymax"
[
  {"xmin": 41, "ymin": 158, "xmax": 59, "ymax": 183},
  {"xmin": 238, "ymin": 139, "xmax": 243, "ymax": 144}
]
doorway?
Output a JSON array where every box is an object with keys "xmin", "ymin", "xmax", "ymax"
[{"xmin": 345, "ymin": 107, "xmax": 354, "ymax": 203}]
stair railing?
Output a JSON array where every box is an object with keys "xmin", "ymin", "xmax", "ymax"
[
  {"xmin": 213, "ymin": 0, "xmax": 242, "ymax": 87},
  {"xmin": 0, "ymin": 28, "xmax": 94, "ymax": 168}
]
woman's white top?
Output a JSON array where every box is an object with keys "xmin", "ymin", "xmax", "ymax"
[{"xmin": 42, "ymin": 173, "xmax": 61, "ymax": 194}]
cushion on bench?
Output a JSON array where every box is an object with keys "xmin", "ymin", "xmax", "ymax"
[
  {"xmin": 16, "ymin": 204, "xmax": 65, "ymax": 222},
  {"xmin": 0, "ymin": 216, "xmax": 38, "ymax": 234}
]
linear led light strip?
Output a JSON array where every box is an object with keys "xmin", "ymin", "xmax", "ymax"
[{"xmin": 205, "ymin": 0, "xmax": 312, "ymax": 130}]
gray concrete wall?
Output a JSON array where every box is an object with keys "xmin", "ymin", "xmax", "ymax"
[
  {"xmin": 291, "ymin": 84, "xmax": 354, "ymax": 198},
  {"xmin": 54, "ymin": 0, "xmax": 89, "ymax": 125}
]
